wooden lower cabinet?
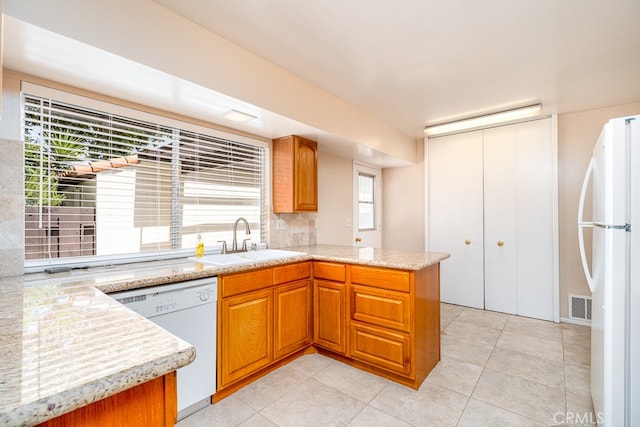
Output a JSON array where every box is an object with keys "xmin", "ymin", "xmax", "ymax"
[
  {"xmin": 350, "ymin": 322, "xmax": 411, "ymax": 375},
  {"xmin": 217, "ymin": 261, "xmax": 440, "ymax": 395},
  {"xmin": 219, "ymin": 288, "xmax": 273, "ymax": 386},
  {"xmin": 218, "ymin": 263, "xmax": 312, "ymax": 393},
  {"xmin": 313, "ymin": 279, "xmax": 346, "ymax": 354},
  {"xmin": 348, "ymin": 264, "xmax": 441, "ymax": 389},
  {"xmin": 349, "ymin": 283, "xmax": 413, "ymax": 376},
  {"xmin": 38, "ymin": 372, "xmax": 177, "ymax": 427},
  {"xmin": 274, "ymin": 280, "xmax": 312, "ymax": 359}
]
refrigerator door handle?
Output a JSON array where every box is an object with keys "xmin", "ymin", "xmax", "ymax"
[{"xmin": 578, "ymin": 157, "xmax": 595, "ymax": 292}]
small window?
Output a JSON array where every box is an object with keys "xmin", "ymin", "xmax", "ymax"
[
  {"xmin": 23, "ymin": 91, "xmax": 266, "ymax": 269},
  {"xmin": 358, "ymin": 173, "xmax": 376, "ymax": 231}
]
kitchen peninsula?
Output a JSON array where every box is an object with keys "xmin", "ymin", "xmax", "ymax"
[{"xmin": 0, "ymin": 245, "xmax": 448, "ymax": 426}]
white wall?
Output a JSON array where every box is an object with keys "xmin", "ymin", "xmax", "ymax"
[
  {"xmin": 316, "ymin": 150, "xmax": 353, "ymax": 246},
  {"xmin": 316, "ymin": 146, "xmax": 427, "ymax": 251},
  {"xmin": 382, "ymin": 151, "xmax": 426, "ymax": 251}
]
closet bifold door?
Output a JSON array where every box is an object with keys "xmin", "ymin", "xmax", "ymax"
[
  {"xmin": 483, "ymin": 119, "xmax": 554, "ymax": 320},
  {"xmin": 427, "ymin": 130, "xmax": 484, "ymax": 309},
  {"xmin": 513, "ymin": 119, "xmax": 554, "ymax": 321},
  {"xmin": 483, "ymin": 126, "xmax": 518, "ymax": 315}
]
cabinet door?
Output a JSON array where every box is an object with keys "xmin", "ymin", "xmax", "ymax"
[
  {"xmin": 294, "ymin": 136, "xmax": 318, "ymax": 211},
  {"xmin": 219, "ymin": 289, "xmax": 273, "ymax": 386},
  {"xmin": 274, "ymin": 280, "xmax": 312, "ymax": 359},
  {"xmin": 427, "ymin": 131, "xmax": 485, "ymax": 308},
  {"xmin": 272, "ymin": 135, "xmax": 318, "ymax": 213},
  {"xmin": 313, "ymin": 280, "xmax": 346, "ymax": 354},
  {"xmin": 483, "ymin": 125, "xmax": 518, "ymax": 314}
]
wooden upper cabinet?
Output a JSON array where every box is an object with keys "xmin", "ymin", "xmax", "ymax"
[{"xmin": 272, "ymin": 135, "xmax": 318, "ymax": 213}]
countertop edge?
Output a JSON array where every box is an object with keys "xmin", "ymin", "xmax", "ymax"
[
  {"xmin": 95, "ymin": 249, "xmax": 451, "ymax": 294},
  {"xmin": 0, "ymin": 346, "xmax": 196, "ymax": 426},
  {"xmin": 4, "ymin": 348, "xmax": 195, "ymax": 426}
]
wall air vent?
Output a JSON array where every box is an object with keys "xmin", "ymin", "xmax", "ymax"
[
  {"xmin": 116, "ymin": 294, "xmax": 146, "ymax": 305},
  {"xmin": 569, "ymin": 294, "xmax": 592, "ymax": 323}
]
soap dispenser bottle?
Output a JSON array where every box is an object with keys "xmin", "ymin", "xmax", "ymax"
[{"xmin": 195, "ymin": 233, "xmax": 205, "ymax": 258}]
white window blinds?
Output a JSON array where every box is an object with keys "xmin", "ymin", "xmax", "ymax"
[{"xmin": 23, "ymin": 92, "xmax": 266, "ymax": 267}]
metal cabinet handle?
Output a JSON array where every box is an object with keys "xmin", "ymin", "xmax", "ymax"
[
  {"xmin": 464, "ymin": 239, "xmax": 471, "ymax": 245},
  {"xmin": 355, "ymin": 237, "xmax": 362, "ymax": 243},
  {"xmin": 497, "ymin": 241, "xmax": 504, "ymax": 247}
]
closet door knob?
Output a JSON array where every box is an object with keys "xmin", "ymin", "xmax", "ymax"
[
  {"xmin": 497, "ymin": 241, "xmax": 504, "ymax": 247},
  {"xmin": 464, "ymin": 239, "xmax": 471, "ymax": 245}
]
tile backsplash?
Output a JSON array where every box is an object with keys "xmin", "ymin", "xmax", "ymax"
[
  {"xmin": 0, "ymin": 138, "xmax": 25, "ymax": 277},
  {"xmin": 269, "ymin": 213, "xmax": 317, "ymax": 248}
]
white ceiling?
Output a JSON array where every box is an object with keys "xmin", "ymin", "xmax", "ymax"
[
  {"xmin": 3, "ymin": 14, "xmax": 411, "ymax": 167},
  {"xmin": 4, "ymin": 0, "xmax": 640, "ymax": 166},
  {"xmin": 154, "ymin": 0, "xmax": 640, "ymax": 138}
]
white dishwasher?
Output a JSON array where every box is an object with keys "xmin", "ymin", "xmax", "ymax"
[{"xmin": 110, "ymin": 277, "xmax": 217, "ymax": 420}]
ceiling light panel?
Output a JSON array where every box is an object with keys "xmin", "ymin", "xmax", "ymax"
[{"xmin": 424, "ymin": 104, "xmax": 542, "ymax": 137}]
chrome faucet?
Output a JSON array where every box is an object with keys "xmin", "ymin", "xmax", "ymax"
[{"xmin": 231, "ymin": 217, "xmax": 251, "ymax": 252}]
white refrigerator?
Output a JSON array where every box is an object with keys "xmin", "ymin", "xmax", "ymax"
[{"xmin": 578, "ymin": 114, "xmax": 639, "ymax": 426}]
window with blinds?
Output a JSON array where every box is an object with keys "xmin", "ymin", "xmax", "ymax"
[{"xmin": 23, "ymin": 93, "xmax": 266, "ymax": 268}]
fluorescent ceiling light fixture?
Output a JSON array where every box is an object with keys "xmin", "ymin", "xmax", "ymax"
[
  {"xmin": 424, "ymin": 104, "xmax": 542, "ymax": 137},
  {"xmin": 223, "ymin": 109, "xmax": 258, "ymax": 122}
]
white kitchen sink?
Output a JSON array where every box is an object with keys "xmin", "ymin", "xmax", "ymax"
[
  {"xmin": 191, "ymin": 249, "xmax": 306, "ymax": 266},
  {"xmin": 238, "ymin": 249, "xmax": 306, "ymax": 261},
  {"xmin": 190, "ymin": 253, "xmax": 253, "ymax": 266}
]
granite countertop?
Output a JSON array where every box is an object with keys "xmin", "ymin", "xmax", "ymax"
[
  {"xmin": 0, "ymin": 281, "xmax": 195, "ymax": 427},
  {"xmin": 0, "ymin": 244, "xmax": 449, "ymax": 426}
]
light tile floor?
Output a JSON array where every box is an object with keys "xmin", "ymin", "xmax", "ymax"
[{"xmin": 176, "ymin": 303, "xmax": 594, "ymax": 427}]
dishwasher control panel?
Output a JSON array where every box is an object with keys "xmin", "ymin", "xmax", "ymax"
[
  {"xmin": 110, "ymin": 277, "xmax": 218, "ymax": 318},
  {"xmin": 155, "ymin": 298, "xmax": 178, "ymax": 314}
]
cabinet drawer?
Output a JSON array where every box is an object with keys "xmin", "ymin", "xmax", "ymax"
[
  {"xmin": 313, "ymin": 262, "xmax": 346, "ymax": 282},
  {"xmin": 350, "ymin": 322, "xmax": 411, "ymax": 376},
  {"xmin": 351, "ymin": 285, "xmax": 411, "ymax": 332},
  {"xmin": 220, "ymin": 268, "xmax": 273, "ymax": 298},
  {"xmin": 350, "ymin": 266, "xmax": 410, "ymax": 292},
  {"xmin": 273, "ymin": 262, "xmax": 311, "ymax": 285}
]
